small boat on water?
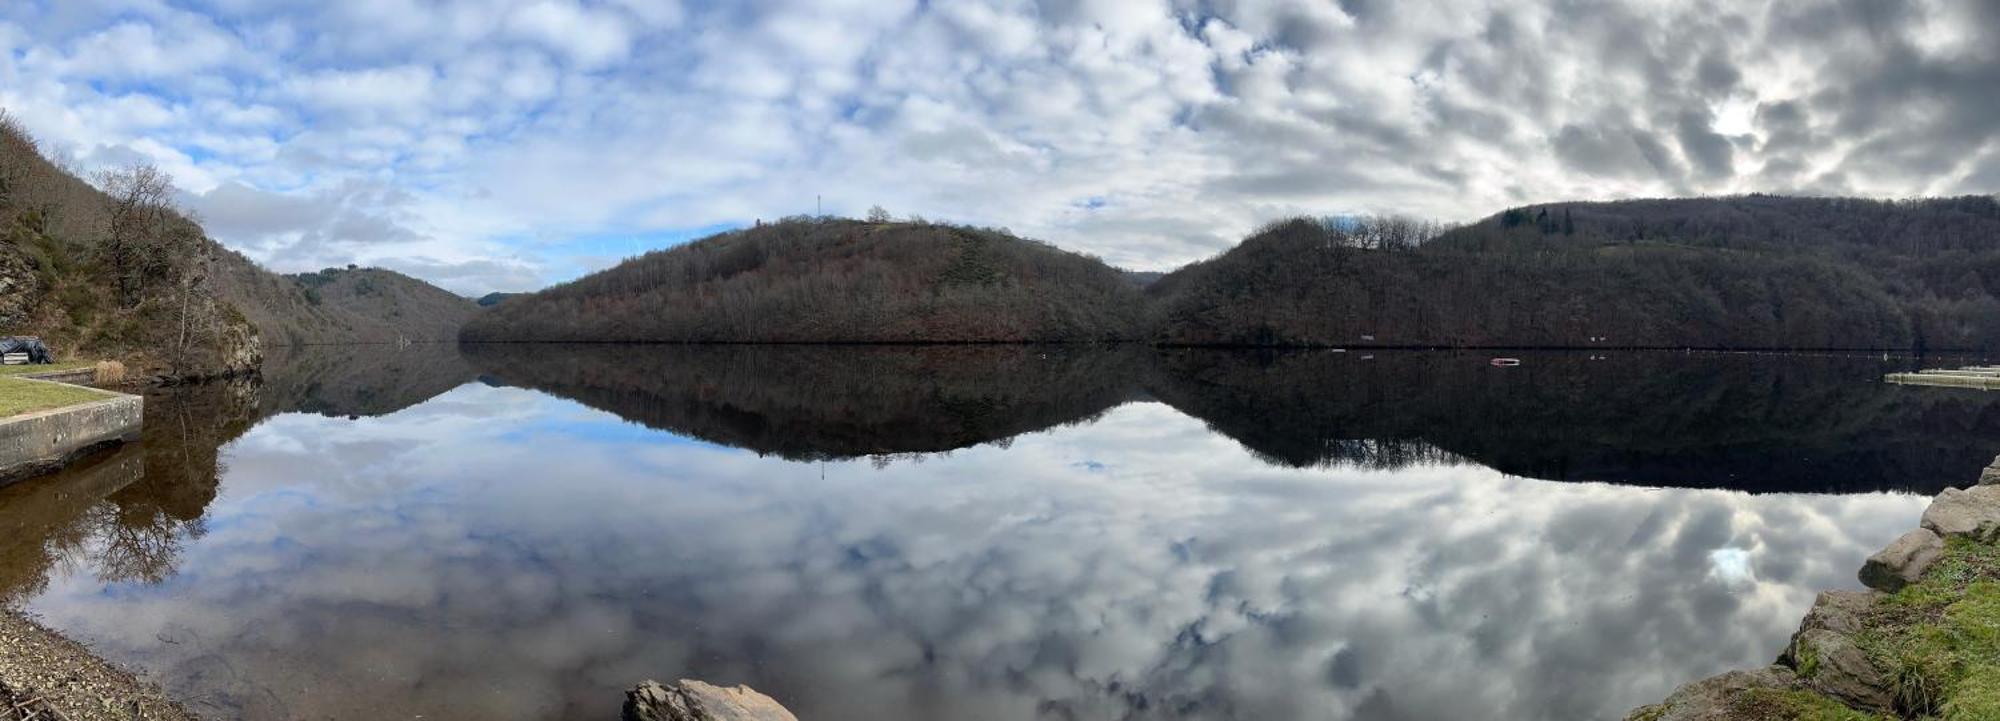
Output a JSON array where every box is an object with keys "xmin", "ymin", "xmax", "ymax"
[{"xmin": 1490, "ymin": 357, "xmax": 1522, "ymax": 367}]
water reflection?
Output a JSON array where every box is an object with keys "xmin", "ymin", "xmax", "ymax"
[
  {"xmin": 1149, "ymin": 349, "xmax": 2000, "ymax": 492},
  {"xmin": 258, "ymin": 342, "xmax": 476, "ymax": 418},
  {"xmin": 0, "ymin": 344, "xmax": 1985, "ymax": 720},
  {"xmin": 465, "ymin": 343, "xmax": 1147, "ymax": 461},
  {"xmin": 469, "ymin": 345, "xmax": 2000, "ymax": 491}
]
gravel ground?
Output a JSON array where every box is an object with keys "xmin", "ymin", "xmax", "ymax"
[{"xmin": 0, "ymin": 609, "xmax": 195, "ymax": 721}]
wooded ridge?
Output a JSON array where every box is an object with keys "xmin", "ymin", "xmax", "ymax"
[{"xmin": 467, "ymin": 194, "xmax": 2000, "ymax": 351}]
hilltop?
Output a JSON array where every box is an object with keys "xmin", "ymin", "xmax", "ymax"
[
  {"xmin": 461, "ymin": 218, "xmax": 1148, "ymax": 343},
  {"xmin": 220, "ymin": 264, "xmax": 477, "ymax": 346},
  {"xmin": 1151, "ymin": 195, "xmax": 2000, "ymax": 350},
  {"xmin": 0, "ymin": 112, "xmax": 474, "ymax": 377}
]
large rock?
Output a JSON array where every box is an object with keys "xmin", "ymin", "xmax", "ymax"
[
  {"xmin": 1622, "ymin": 666, "xmax": 1799, "ymax": 721},
  {"xmin": 1920, "ymin": 485, "xmax": 2000, "ymax": 541},
  {"xmin": 1980, "ymin": 455, "xmax": 2000, "ymax": 486},
  {"xmin": 1788, "ymin": 629, "xmax": 1892, "ymax": 712},
  {"xmin": 1777, "ymin": 592, "xmax": 1894, "ymax": 712},
  {"xmin": 623, "ymin": 680, "xmax": 799, "ymax": 721},
  {"xmin": 0, "ymin": 240, "xmax": 39, "ymax": 327},
  {"xmin": 1859, "ymin": 528, "xmax": 1943, "ymax": 591},
  {"xmin": 1788, "ymin": 590, "xmax": 1878, "ymax": 640}
]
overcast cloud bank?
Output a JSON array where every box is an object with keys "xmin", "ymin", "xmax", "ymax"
[{"xmin": 3, "ymin": 0, "xmax": 1995, "ymax": 293}]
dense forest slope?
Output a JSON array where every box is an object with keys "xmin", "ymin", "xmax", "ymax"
[
  {"xmin": 0, "ymin": 113, "xmax": 474, "ymax": 377},
  {"xmin": 1152, "ymin": 196, "xmax": 2000, "ymax": 350},
  {"xmin": 460, "ymin": 219, "xmax": 1147, "ymax": 342}
]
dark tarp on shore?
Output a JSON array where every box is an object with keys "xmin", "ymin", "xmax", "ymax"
[{"xmin": 0, "ymin": 336, "xmax": 53, "ymax": 364}]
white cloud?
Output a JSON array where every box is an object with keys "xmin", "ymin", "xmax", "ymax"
[
  {"xmin": 18, "ymin": 386, "xmax": 1933, "ymax": 720},
  {"xmin": 0, "ymin": 0, "xmax": 1994, "ymax": 292},
  {"xmin": 507, "ymin": 0, "xmax": 633, "ymax": 69}
]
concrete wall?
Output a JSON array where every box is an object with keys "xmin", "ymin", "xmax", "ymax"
[
  {"xmin": 15, "ymin": 368, "xmax": 97, "ymax": 385},
  {"xmin": 0, "ymin": 390, "xmax": 143, "ymax": 487}
]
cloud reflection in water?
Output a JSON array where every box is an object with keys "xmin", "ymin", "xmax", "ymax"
[{"xmin": 24, "ymin": 384, "xmax": 1927, "ymax": 721}]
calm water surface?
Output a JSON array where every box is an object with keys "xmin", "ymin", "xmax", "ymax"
[{"xmin": 5, "ymin": 345, "xmax": 1995, "ymax": 720}]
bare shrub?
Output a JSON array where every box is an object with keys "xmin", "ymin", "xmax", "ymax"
[{"xmin": 93, "ymin": 360, "xmax": 127, "ymax": 386}]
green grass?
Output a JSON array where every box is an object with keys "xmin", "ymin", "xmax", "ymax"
[
  {"xmin": 1644, "ymin": 537, "xmax": 2000, "ymax": 721},
  {"xmin": 0, "ymin": 377, "xmax": 111, "ymax": 417},
  {"xmin": 1731, "ymin": 688, "xmax": 1894, "ymax": 720},
  {"xmin": 0, "ymin": 360, "xmax": 93, "ymax": 377},
  {"xmin": 1851, "ymin": 537, "xmax": 2000, "ymax": 719}
]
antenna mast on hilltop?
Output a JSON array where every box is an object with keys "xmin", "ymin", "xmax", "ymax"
[{"xmin": 817, "ymin": 194, "xmax": 822, "ymax": 217}]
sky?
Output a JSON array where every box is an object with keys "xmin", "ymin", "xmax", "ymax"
[{"xmin": 2, "ymin": 0, "xmax": 1997, "ymax": 295}]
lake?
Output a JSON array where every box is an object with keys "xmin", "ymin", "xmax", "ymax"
[{"xmin": 2, "ymin": 345, "xmax": 1993, "ymax": 720}]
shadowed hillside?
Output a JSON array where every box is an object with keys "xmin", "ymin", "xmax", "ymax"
[
  {"xmin": 460, "ymin": 218, "xmax": 1148, "ymax": 343},
  {"xmin": 1152, "ymin": 196, "xmax": 2000, "ymax": 350},
  {"xmin": 464, "ymin": 343, "xmax": 1148, "ymax": 460},
  {"xmin": 0, "ymin": 110, "xmax": 476, "ymax": 377}
]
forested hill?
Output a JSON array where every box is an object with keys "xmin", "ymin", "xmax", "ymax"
[
  {"xmin": 461, "ymin": 219, "xmax": 1148, "ymax": 343},
  {"xmin": 0, "ymin": 112, "xmax": 474, "ymax": 378},
  {"xmin": 1151, "ymin": 195, "xmax": 2000, "ymax": 350},
  {"xmin": 216, "ymin": 263, "xmax": 478, "ymax": 346}
]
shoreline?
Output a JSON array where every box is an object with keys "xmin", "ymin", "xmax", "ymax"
[
  {"xmin": 451, "ymin": 338, "xmax": 2000, "ymax": 354},
  {"xmin": 1627, "ymin": 455, "xmax": 2000, "ymax": 720},
  {"xmin": 0, "ymin": 609, "xmax": 196, "ymax": 721}
]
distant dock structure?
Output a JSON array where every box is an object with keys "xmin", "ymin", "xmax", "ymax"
[{"xmin": 1886, "ymin": 366, "xmax": 2000, "ymax": 390}]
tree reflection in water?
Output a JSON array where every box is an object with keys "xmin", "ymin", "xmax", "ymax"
[{"xmin": 4, "ymin": 343, "xmax": 1987, "ymax": 721}]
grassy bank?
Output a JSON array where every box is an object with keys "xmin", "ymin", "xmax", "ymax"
[
  {"xmin": 0, "ymin": 361, "xmax": 92, "ymax": 377},
  {"xmin": 0, "ymin": 377, "xmax": 111, "ymax": 416},
  {"xmin": 1840, "ymin": 537, "xmax": 2000, "ymax": 718}
]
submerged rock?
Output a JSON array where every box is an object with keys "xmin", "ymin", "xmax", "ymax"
[
  {"xmin": 1859, "ymin": 528, "xmax": 1943, "ymax": 591},
  {"xmin": 623, "ymin": 680, "xmax": 799, "ymax": 721},
  {"xmin": 1920, "ymin": 485, "xmax": 2000, "ymax": 541}
]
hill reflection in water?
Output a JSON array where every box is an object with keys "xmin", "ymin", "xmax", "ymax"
[
  {"xmin": 5, "ymin": 343, "xmax": 1975, "ymax": 720},
  {"xmin": 468, "ymin": 344, "xmax": 1998, "ymax": 493}
]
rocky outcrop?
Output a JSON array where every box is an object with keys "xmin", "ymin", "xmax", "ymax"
[
  {"xmin": 623, "ymin": 680, "xmax": 798, "ymax": 721},
  {"xmin": 1623, "ymin": 666, "xmax": 1800, "ymax": 721},
  {"xmin": 1919, "ymin": 484, "xmax": 2000, "ymax": 541},
  {"xmin": 1858, "ymin": 528, "xmax": 1942, "ymax": 592},
  {"xmin": 1980, "ymin": 456, "xmax": 2000, "ymax": 486},
  {"xmin": 1768, "ymin": 591, "xmax": 1895, "ymax": 714},
  {"xmin": 0, "ymin": 241, "xmax": 37, "ymax": 327}
]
